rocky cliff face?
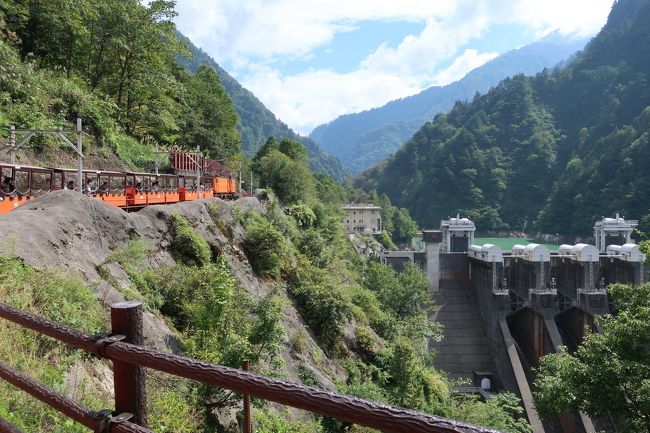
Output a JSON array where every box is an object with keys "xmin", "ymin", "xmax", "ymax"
[{"xmin": 0, "ymin": 191, "xmax": 345, "ymax": 426}]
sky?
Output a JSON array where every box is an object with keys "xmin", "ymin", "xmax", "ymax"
[{"xmin": 174, "ymin": 0, "xmax": 614, "ymax": 135}]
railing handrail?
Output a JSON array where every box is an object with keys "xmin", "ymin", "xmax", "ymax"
[
  {"xmin": 0, "ymin": 302, "xmax": 504, "ymax": 433},
  {"xmin": 0, "ymin": 362, "xmax": 152, "ymax": 433}
]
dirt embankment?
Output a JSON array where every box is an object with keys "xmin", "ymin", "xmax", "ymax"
[{"xmin": 0, "ymin": 191, "xmax": 343, "ymax": 394}]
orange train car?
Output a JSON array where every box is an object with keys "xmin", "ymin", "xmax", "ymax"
[{"xmin": 0, "ymin": 162, "xmax": 239, "ymax": 216}]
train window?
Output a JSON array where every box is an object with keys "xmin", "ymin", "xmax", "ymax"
[
  {"xmin": 31, "ymin": 171, "xmax": 51, "ymax": 196},
  {"xmin": 169, "ymin": 176, "xmax": 178, "ymax": 191},
  {"xmin": 97, "ymin": 174, "xmax": 110, "ymax": 195},
  {"xmin": 14, "ymin": 170, "xmax": 30, "ymax": 196},
  {"xmin": 110, "ymin": 176, "xmax": 124, "ymax": 193},
  {"xmin": 85, "ymin": 173, "xmax": 100, "ymax": 194},
  {"xmin": 52, "ymin": 172, "xmax": 63, "ymax": 190},
  {"xmin": 135, "ymin": 176, "xmax": 144, "ymax": 193},
  {"xmin": 142, "ymin": 176, "xmax": 151, "ymax": 192},
  {"xmin": 66, "ymin": 173, "xmax": 79, "ymax": 191}
]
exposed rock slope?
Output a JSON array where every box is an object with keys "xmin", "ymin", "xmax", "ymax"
[{"xmin": 0, "ymin": 191, "xmax": 343, "ymax": 389}]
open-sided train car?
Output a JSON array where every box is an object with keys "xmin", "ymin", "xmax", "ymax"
[{"xmin": 0, "ymin": 161, "xmax": 239, "ymax": 215}]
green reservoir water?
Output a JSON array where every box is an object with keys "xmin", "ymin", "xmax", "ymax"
[{"xmin": 474, "ymin": 237, "xmax": 560, "ymax": 251}]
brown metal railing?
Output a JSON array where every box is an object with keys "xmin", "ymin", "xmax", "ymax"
[{"xmin": 0, "ymin": 301, "xmax": 503, "ymax": 433}]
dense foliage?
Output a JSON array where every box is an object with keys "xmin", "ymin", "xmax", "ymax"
[
  {"xmin": 0, "ymin": 256, "xmax": 199, "ymax": 433},
  {"xmin": 0, "ymin": 0, "xmax": 240, "ymax": 163},
  {"xmin": 236, "ymin": 179, "xmax": 530, "ymax": 432},
  {"xmin": 310, "ymin": 33, "xmax": 587, "ymax": 174},
  {"xmin": 357, "ymin": 0, "xmax": 650, "ymax": 236},
  {"xmin": 533, "ymin": 283, "xmax": 650, "ymax": 433},
  {"xmin": 176, "ymin": 33, "xmax": 349, "ymax": 181}
]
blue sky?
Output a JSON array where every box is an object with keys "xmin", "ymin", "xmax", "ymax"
[{"xmin": 174, "ymin": 0, "xmax": 613, "ymax": 135}]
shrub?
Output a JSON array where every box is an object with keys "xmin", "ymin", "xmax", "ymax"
[
  {"xmin": 287, "ymin": 263, "xmax": 350, "ymax": 350},
  {"xmin": 243, "ymin": 213, "xmax": 289, "ymax": 278},
  {"xmin": 355, "ymin": 326, "xmax": 376, "ymax": 354},
  {"xmin": 169, "ymin": 213, "xmax": 211, "ymax": 266},
  {"xmin": 254, "ymin": 411, "xmax": 322, "ymax": 433}
]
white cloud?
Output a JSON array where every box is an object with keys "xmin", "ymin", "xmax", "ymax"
[
  {"xmin": 174, "ymin": 0, "xmax": 614, "ymax": 134},
  {"xmin": 432, "ymin": 49, "xmax": 499, "ymax": 86},
  {"xmin": 512, "ymin": 0, "xmax": 614, "ymax": 37},
  {"xmin": 241, "ymin": 66, "xmax": 421, "ymax": 135},
  {"xmin": 176, "ymin": 0, "xmax": 458, "ymax": 63}
]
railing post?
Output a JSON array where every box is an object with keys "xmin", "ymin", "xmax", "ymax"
[
  {"xmin": 111, "ymin": 301, "xmax": 148, "ymax": 427},
  {"xmin": 242, "ymin": 359, "xmax": 252, "ymax": 433}
]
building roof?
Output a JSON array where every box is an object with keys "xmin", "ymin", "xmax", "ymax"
[
  {"xmin": 440, "ymin": 214, "xmax": 476, "ymax": 229},
  {"xmin": 594, "ymin": 213, "xmax": 638, "ymax": 230},
  {"xmin": 341, "ymin": 203, "xmax": 381, "ymax": 210}
]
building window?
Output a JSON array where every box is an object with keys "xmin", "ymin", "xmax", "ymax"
[{"xmin": 346, "ymin": 219, "xmax": 349, "ymax": 223}]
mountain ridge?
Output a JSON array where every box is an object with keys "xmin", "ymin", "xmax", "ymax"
[
  {"xmin": 176, "ymin": 34, "xmax": 349, "ymax": 181},
  {"xmin": 355, "ymin": 0, "xmax": 650, "ymax": 236},
  {"xmin": 311, "ymin": 33, "xmax": 589, "ymax": 174}
]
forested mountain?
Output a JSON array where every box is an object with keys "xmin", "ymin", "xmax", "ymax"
[
  {"xmin": 0, "ymin": 1, "xmax": 346, "ymax": 180},
  {"xmin": 311, "ymin": 33, "xmax": 588, "ymax": 174},
  {"xmin": 0, "ymin": 0, "xmax": 240, "ymax": 167},
  {"xmin": 177, "ymin": 34, "xmax": 349, "ymax": 181},
  {"xmin": 356, "ymin": 0, "xmax": 650, "ymax": 236}
]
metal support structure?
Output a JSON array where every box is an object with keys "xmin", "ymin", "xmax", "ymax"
[
  {"xmin": 111, "ymin": 301, "xmax": 148, "ymax": 427},
  {"xmin": 242, "ymin": 360, "xmax": 252, "ymax": 433},
  {"xmin": 3, "ymin": 119, "xmax": 84, "ymax": 190}
]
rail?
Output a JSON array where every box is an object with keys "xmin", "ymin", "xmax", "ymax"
[{"xmin": 0, "ymin": 301, "xmax": 503, "ymax": 433}]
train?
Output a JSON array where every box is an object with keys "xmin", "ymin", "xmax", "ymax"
[{"xmin": 0, "ymin": 151, "xmax": 239, "ymax": 215}]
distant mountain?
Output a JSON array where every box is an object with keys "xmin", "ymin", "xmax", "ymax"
[
  {"xmin": 310, "ymin": 33, "xmax": 589, "ymax": 174},
  {"xmin": 356, "ymin": 0, "xmax": 650, "ymax": 236},
  {"xmin": 176, "ymin": 34, "xmax": 349, "ymax": 181}
]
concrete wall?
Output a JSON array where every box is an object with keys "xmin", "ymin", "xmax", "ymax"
[
  {"xmin": 599, "ymin": 256, "xmax": 644, "ymax": 286},
  {"xmin": 439, "ymin": 253, "xmax": 469, "ymax": 282},
  {"xmin": 423, "ymin": 230, "xmax": 442, "ymax": 291}
]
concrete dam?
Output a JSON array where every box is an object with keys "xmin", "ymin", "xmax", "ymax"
[{"xmin": 380, "ymin": 215, "xmax": 645, "ymax": 433}]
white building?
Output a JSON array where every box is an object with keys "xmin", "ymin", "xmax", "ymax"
[
  {"xmin": 341, "ymin": 204, "xmax": 382, "ymax": 234},
  {"xmin": 593, "ymin": 213, "xmax": 638, "ymax": 252},
  {"xmin": 440, "ymin": 215, "xmax": 476, "ymax": 252}
]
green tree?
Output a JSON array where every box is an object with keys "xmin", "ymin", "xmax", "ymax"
[
  {"xmin": 533, "ymin": 283, "xmax": 650, "ymax": 432},
  {"xmin": 364, "ymin": 261, "xmax": 433, "ymax": 319},
  {"xmin": 178, "ymin": 65, "xmax": 240, "ymax": 158},
  {"xmin": 254, "ymin": 139, "xmax": 316, "ymax": 205}
]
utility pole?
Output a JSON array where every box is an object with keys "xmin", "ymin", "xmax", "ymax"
[
  {"xmin": 9, "ymin": 126, "xmax": 15, "ymax": 164},
  {"xmin": 250, "ymin": 171, "xmax": 253, "ymax": 195},
  {"xmin": 238, "ymin": 161, "xmax": 242, "ymax": 194},
  {"xmin": 76, "ymin": 118, "xmax": 83, "ymax": 192},
  {"xmin": 154, "ymin": 141, "xmax": 159, "ymax": 176},
  {"xmin": 196, "ymin": 145, "xmax": 201, "ymax": 200}
]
